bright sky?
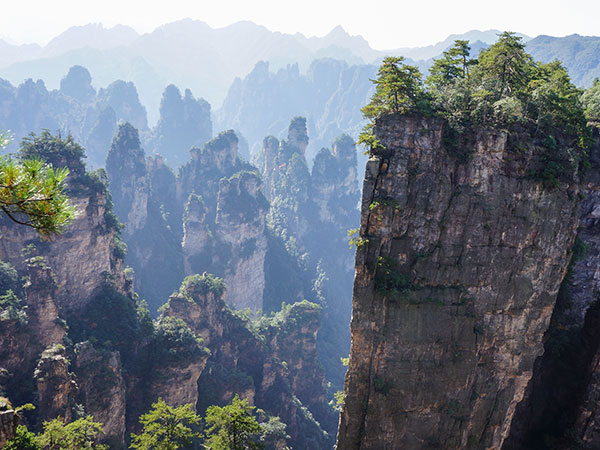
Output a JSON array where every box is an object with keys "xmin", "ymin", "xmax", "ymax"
[{"xmin": 2, "ymin": 0, "xmax": 599, "ymax": 49}]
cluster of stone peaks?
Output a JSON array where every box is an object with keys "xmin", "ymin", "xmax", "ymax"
[{"xmin": 0, "ymin": 112, "xmax": 360, "ymax": 449}]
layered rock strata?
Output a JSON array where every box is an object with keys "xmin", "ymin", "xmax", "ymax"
[{"xmin": 337, "ymin": 114, "xmax": 581, "ymax": 449}]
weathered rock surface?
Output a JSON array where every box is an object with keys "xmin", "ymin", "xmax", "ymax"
[
  {"xmin": 165, "ymin": 277, "xmax": 332, "ymax": 449},
  {"xmin": 74, "ymin": 342, "xmax": 127, "ymax": 448},
  {"xmin": 106, "ymin": 123, "xmax": 149, "ymax": 236},
  {"xmin": 0, "ymin": 183, "xmax": 127, "ymax": 313},
  {"xmin": 0, "ymin": 405, "xmax": 19, "ymax": 448},
  {"xmin": 337, "ymin": 114, "xmax": 581, "ymax": 449},
  {"xmin": 106, "ymin": 122, "xmax": 183, "ymax": 311},
  {"xmin": 265, "ymin": 301, "xmax": 337, "ymax": 432},
  {"xmin": 34, "ymin": 345, "xmax": 77, "ymax": 424},
  {"xmin": 214, "ymin": 172, "xmax": 268, "ymax": 310},
  {"xmin": 0, "ymin": 261, "xmax": 67, "ymax": 416},
  {"xmin": 501, "ymin": 132, "xmax": 600, "ymax": 449}
]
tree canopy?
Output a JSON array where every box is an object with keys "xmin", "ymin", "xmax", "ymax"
[
  {"xmin": 361, "ymin": 56, "xmax": 427, "ymax": 120},
  {"xmin": 582, "ymin": 78, "xmax": 600, "ymax": 123},
  {"xmin": 5, "ymin": 417, "xmax": 107, "ymax": 450},
  {"xmin": 203, "ymin": 394, "xmax": 264, "ymax": 450},
  {"xmin": 0, "ymin": 133, "xmax": 75, "ymax": 237},
  {"xmin": 129, "ymin": 398, "xmax": 201, "ymax": 450},
  {"xmin": 360, "ymin": 31, "xmax": 591, "ymax": 157},
  {"xmin": 0, "ymin": 157, "xmax": 74, "ymax": 236}
]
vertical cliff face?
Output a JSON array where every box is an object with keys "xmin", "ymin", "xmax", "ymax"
[
  {"xmin": 106, "ymin": 122, "xmax": 183, "ymax": 311},
  {"xmin": 106, "ymin": 123, "xmax": 149, "ymax": 236},
  {"xmin": 34, "ymin": 344, "xmax": 77, "ymax": 424},
  {"xmin": 74, "ymin": 342, "xmax": 127, "ymax": 448},
  {"xmin": 214, "ymin": 172, "xmax": 269, "ymax": 310},
  {"xmin": 265, "ymin": 301, "xmax": 337, "ymax": 433},
  {"xmin": 177, "ymin": 130, "xmax": 240, "ymax": 220},
  {"xmin": 259, "ymin": 118, "xmax": 312, "ymax": 244},
  {"xmin": 0, "ymin": 180, "xmax": 127, "ymax": 313},
  {"xmin": 500, "ymin": 134, "xmax": 600, "ymax": 449},
  {"xmin": 0, "ymin": 261, "xmax": 67, "ymax": 414},
  {"xmin": 0, "ymin": 402, "xmax": 19, "ymax": 448},
  {"xmin": 178, "ymin": 130, "xmax": 270, "ymax": 310},
  {"xmin": 337, "ymin": 115, "xmax": 580, "ymax": 449}
]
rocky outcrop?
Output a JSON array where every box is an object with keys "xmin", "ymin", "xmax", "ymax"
[
  {"xmin": 0, "ymin": 178, "xmax": 127, "ymax": 313},
  {"xmin": 34, "ymin": 344, "xmax": 77, "ymax": 423},
  {"xmin": 147, "ymin": 84, "xmax": 212, "ymax": 169},
  {"xmin": 500, "ymin": 134, "xmax": 600, "ymax": 449},
  {"xmin": 74, "ymin": 342, "xmax": 127, "ymax": 448},
  {"xmin": 96, "ymin": 80, "xmax": 148, "ymax": 133},
  {"xmin": 106, "ymin": 123, "xmax": 149, "ymax": 235},
  {"xmin": 24, "ymin": 263, "xmax": 66, "ymax": 350},
  {"xmin": 337, "ymin": 114, "xmax": 581, "ymax": 449},
  {"xmin": 0, "ymin": 400, "xmax": 19, "ymax": 448},
  {"xmin": 182, "ymin": 194, "xmax": 211, "ymax": 275},
  {"xmin": 177, "ymin": 130, "xmax": 240, "ymax": 218},
  {"xmin": 0, "ymin": 260, "xmax": 67, "ymax": 413},
  {"xmin": 265, "ymin": 301, "xmax": 337, "ymax": 432},
  {"xmin": 146, "ymin": 356, "xmax": 208, "ymax": 412},
  {"xmin": 258, "ymin": 118, "xmax": 312, "ymax": 245},
  {"xmin": 60, "ymin": 65, "xmax": 96, "ymax": 103},
  {"xmin": 214, "ymin": 172, "xmax": 268, "ymax": 311},
  {"xmin": 105, "ymin": 122, "xmax": 183, "ymax": 311},
  {"xmin": 178, "ymin": 131, "xmax": 269, "ymax": 310},
  {"xmin": 165, "ymin": 275, "xmax": 332, "ymax": 449}
]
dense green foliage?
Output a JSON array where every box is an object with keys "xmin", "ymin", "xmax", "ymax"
[
  {"xmin": 0, "ymin": 153, "xmax": 74, "ymax": 237},
  {"xmin": 361, "ymin": 56, "xmax": 428, "ymax": 119},
  {"xmin": 582, "ymin": 78, "xmax": 600, "ymax": 123},
  {"xmin": 130, "ymin": 398, "xmax": 201, "ymax": 450},
  {"xmin": 152, "ymin": 316, "xmax": 207, "ymax": 361},
  {"xmin": 19, "ymin": 131, "xmax": 86, "ymax": 174},
  {"xmin": 22, "ymin": 416, "xmax": 108, "ymax": 450},
  {"xmin": 181, "ymin": 273, "xmax": 226, "ymax": 298},
  {"xmin": 360, "ymin": 32, "xmax": 591, "ymax": 178},
  {"xmin": 358, "ymin": 56, "xmax": 430, "ymax": 150},
  {"xmin": 426, "ymin": 33, "xmax": 588, "ymax": 135},
  {"xmin": 203, "ymin": 394, "xmax": 264, "ymax": 450},
  {"xmin": 4, "ymin": 425, "xmax": 41, "ymax": 450}
]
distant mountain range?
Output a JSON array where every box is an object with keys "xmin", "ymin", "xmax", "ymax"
[{"xmin": 0, "ymin": 20, "xmax": 599, "ymax": 126}]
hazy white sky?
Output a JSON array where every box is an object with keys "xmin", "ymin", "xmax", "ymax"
[{"xmin": 2, "ymin": 0, "xmax": 599, "ymax": 48}]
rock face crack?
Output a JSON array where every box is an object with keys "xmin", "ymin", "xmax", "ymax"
[{"xmin": 336, "ymin": 115, "xmax": 580, "ymax": 449}]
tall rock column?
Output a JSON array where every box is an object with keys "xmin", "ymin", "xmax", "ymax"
[
  {"xmin": 215, "ymin": 171, "xmax": 269, "ymax": 311},
  {"xmin": 337, "ymin": 115, "xmax": 581, "ymax": 449}
]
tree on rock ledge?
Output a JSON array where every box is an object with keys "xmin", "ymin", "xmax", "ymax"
[{"xmin": 361, "ymin": 56, "xmax": 426, "ymax": 119}]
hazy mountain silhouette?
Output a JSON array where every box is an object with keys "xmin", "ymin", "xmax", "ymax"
[
  {"xmin": 0, "ymin": 21, "xmax": 521, "ymax": 123},
  {"xmin": 527, "ymin": 34, "xmax": 600, "ymax": 87}
]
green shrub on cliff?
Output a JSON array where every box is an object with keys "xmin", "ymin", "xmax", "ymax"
[
  {"xmin": 152, "ymin": 316, "xmax": 207, "ymax": 361},
  {"xmin": 358, "ymin": 57, "xmax": 431, "ymax": 152},
  {"xmin": 361, "ymin": 32, "xmax": 590, "ymax": 163},
  {"xmin": 181, "ymin": 273, "xmax": 226, "ymax": 298}
]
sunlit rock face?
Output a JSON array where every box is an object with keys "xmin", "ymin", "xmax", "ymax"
[{"xmin": 337, "ymin": 114, "xmax": 580, "ymax": 449}]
